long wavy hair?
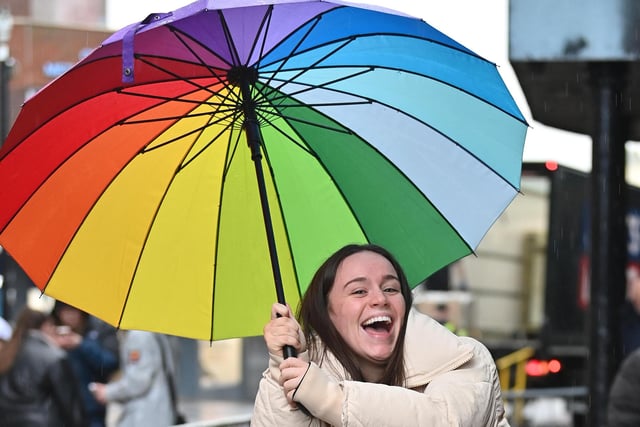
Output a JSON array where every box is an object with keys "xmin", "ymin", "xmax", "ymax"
[
  {"xmin": 298, "ymin": 244, "xmax": 413, "ymax": 386},
  {"xmin": 0, "ymin": 308, "xmax": 48, "ymax": 374}
]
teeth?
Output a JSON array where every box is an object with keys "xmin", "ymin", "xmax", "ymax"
[{"xmin": 363, "ymin": 316, "xmax": 391, "ymax": 326}]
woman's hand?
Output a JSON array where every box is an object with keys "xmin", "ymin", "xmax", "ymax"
[
  {"xmin": 279, "ymin": 357, "xmax": 310, "ymax": 408},
  {"xmin": 263, "ymin": 303, "xmax": 306, "ymax": 356}
]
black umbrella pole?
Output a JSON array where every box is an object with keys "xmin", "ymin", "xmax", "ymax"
[
  {"xmin": 241, "ymin": 82, "xmax": 296, "ymax": 359},
  {"xmin": 246, "ymin": 122, "xmax": 287, "ymax": 305}
]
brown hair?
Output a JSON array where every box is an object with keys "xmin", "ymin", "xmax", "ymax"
[
  {"xmin": 298, "ymin": 244, "xmax": 413, "ymax": 386},
  {"xmin": 0, "ymin": 308, "xmax": 48, "ymax": 374}
]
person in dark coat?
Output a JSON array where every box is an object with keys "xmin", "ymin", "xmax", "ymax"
[
  {"xmin": 608, "ymin": 347, "xmax": 640, "ymax": 426},
  {"xmin": 0, "ymin": 307, "xmax": 87, "ymax": 426},
  {"xmin": 53, "ymin": 301, "xmax": 120, "ymax": 427}
]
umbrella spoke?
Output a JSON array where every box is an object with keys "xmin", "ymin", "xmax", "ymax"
[
  {"xmin": 266, "ymin": 38, "xmax": 355, "ymax": 94},
  {"xmin": 217, "ymin": 10, "xmax": 242, "ymax": 67},
  {"xmin": 257, "ymin": 13, "xmax": 323, "ymax": 88},
  {"xmin": 180, "ymin": 111, "xmax": 242, "ymax": 172},
  {"xmin": 243, "ymin": 5, "xmax": 275, "ymax": 68},
  {"xmin": 263, "ymin": 66, "xmax": 374, "ymax": 102},
  {"xmin": 140, "ymin": 109, "xmax": 237, "ymax": 156},
  {"xmin": 257, "ymin": 107, "xmax": 351, "ymax": 135},
  {"xmin": 122, "ymin": 108, "xmax": 237, "ymax": 125},
  {"xmin": 255, "ymin": 113, "xmax": 317, "ymax": 158},
  {"xmin": 117, "ymin": 86, "xmax": 243, "ymax": 139},
  {"xmin": 134, "ymin": 55, "xmax": 236, "ymax": 105},
  {"xmin": 167, "ymin": 28, "xmax": 234, "ymax": 70}
]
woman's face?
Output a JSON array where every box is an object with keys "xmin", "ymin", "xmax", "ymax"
[{"xmin": 327, "ymin": 250, "xmax": 406, "ymax": 378}]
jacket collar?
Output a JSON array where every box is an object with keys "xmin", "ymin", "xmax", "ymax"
[
  {"xmin": 312, "ymin": 308, "xmax": 474, "ymax": 387},
  {"xmin": 403, "ymin": 308, "xmax": 473, "ymax": 388}
]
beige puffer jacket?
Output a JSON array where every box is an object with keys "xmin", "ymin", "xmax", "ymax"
[{"xmin": 251, "ymin": 308, "xmax": 510, "ymax": 426}]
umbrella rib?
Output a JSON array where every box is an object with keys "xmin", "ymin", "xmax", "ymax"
[
  {"xmin": 282, "ymin": 90, "xmax": 521, "ymax": 193},
  {"xmin": 245, "ymin": 5, "xmax": 275, "ymax": 68},
  {"xmin": 260, "ymin": 66, "xmax": 374, "ymax": 104},
  {"xmin": 274, "ymin": 63, "xmax": 528, "ymax": 126},
  {"xmin": 138, "ymin": 109, "xmax": 237, "ymax": 157},
  {"xmin": 252, "ymin": 20, "xmax": 526, "ymax": 125},
  {"xmin": 254, "ymin": 111, "xmax": 317, "ymax": 157},
  {"xmin": 134, "ymin": 55, "xmax": 236, "ymax": 105},
  {"xmin": 256, "ymin": 107, "xmax": 351, "ymax": 135},
  {"xmin": 129, "ymin": 55, "xmax": 259, "ymax": 131},
  {"xmin": 122, "ymin": 108, "xmax": 237, "ymax": 125},
  {"xmin": 165, "ymin": 26, "xmax": 234, "ymax": 69},
  {"xmin": 179, "ymin": 114, "xmax": 238, "ymax": 172},
  {"xmin": 257, "ymin": 31, "xmax": 492, "ymax": 71},
  {"xmin": 217, "ymin": 10, "xmax": 242, "ymax": 66},
  {"xmin": 209, "ymin": 117, "xmax": 245, "ymax": 342},
  {"xmin": 256, "ymin": 109, "xmax": 375, "ymax": 251},
  {"xmin": 220, "ymin": 109, "xmax": 246, "ymax": 179},
  {"xmin": 118, "ymin": 86, "xmax": 219, "ymax": 104},
  {"xmin": 264, "ymin": 38, "xmax": 356, "ymax": 95},
  {"xmin": 254, "ymin": 79, "xmax": 507, "ymax": 256},
  {"xmin": 268, "ymin": 101, "xmax": 369, "ymax": 108},
  {"xmin": 138, "ymin": 52, "xmax": 231, "ymax": 75},
  {"xmin": 258, "ymin": 14, "xmax": 323, "ymax": 89},
  {"xmin": 116, "ymin": 104, "xmax": 229, "ymax": 330},
  {"xmin": 160, "ymin": 26, "xmax": 241, "ymax": 97},
  {"xmin": 117, "ymin": 83, "xmax": 240, "ymax": 122},
  {"xmin": 116, "ymin": 85, "xmax": 244, "ymax": 147}
]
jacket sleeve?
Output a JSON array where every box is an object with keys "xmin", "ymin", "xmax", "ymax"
[
  {"xmin": 104, "ymin": 331, "xmax": 160, "ymax": 402},
  {"xmin": 292, "ymin": 340, "xmax": 507, "ymax": 427},
  {"xmin": 251, "ymin": 351, "xmax": 316, "ymax": 427},
  {"xmin": 335, "ymin": 342, "xmax": 508, "ymax": 427}
]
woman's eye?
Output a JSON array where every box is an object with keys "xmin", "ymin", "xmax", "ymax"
[
  {"xmin": 384, "ymin": 287, "xmax": 400, "ymax": 294},
  {"xmin": 352, "ymin": 289, "xmax": 366, "ymax": 295}
]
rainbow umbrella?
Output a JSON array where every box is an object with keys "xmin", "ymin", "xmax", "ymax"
[{"xmin": 0, "ymin": 0, "xmax": 527, "ymax": 341}]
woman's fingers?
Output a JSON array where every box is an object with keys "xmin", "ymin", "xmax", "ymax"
[
  {"xmin": 279, "ymin": 358, "xmax": 309, "ymax": 407},
  {"xmin": 271, "ymin": 302, "xmax": 291, "ymax": 320},
  {"xmin": 264, "ymin": 302, "xmax": 306, "ymax": 355},
  {"xmin": 266, "ymin": 327, "xmax": 299, "ymax": 351}
]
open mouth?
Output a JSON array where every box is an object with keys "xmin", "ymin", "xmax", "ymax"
[{"xmin": 362, "ymin": 315, "xmax": 393, "ymax": 333}]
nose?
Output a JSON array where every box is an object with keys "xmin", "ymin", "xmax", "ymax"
[{"xmin": 370, "ymin": 288, "xmax": 388, "ymax": 306}]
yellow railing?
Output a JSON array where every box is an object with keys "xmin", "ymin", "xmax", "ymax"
[{"xmin": 495, "ymin": 346, "xmax": 535, "ymax": 425}]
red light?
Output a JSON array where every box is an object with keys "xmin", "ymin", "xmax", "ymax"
[
  {"xmin": 545, "ymin": 160, "xmax": 559, "ymax": 171},
  {"xmin": 526, "ymin": 359, "xmax": 547, "ymax": 377},
  {"xmin": 548, "ymin": 359, "xmax": 562, "ymax": 373},
  {"xmin": 526, "ymin": 359, "xmax": 562, "ymax": 377}
]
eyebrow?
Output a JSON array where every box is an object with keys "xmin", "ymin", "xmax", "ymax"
[{"xmin": 342, "ymin": 274, "xmax": 400, "ymax": 288}]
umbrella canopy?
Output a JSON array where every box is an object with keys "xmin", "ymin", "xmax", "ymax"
[{"xmin": 0, "ymin": 0, "xmax": 527, "ymax": 341}]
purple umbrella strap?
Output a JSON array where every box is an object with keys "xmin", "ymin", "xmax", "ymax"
[{"xmin": 122, "ymin": 12, "xmax": 173, "ymax": 83}]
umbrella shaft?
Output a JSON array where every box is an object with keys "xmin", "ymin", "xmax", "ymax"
[{"xmin": 240, "ymin": 80, "xmax": 287, "ymax": 306}]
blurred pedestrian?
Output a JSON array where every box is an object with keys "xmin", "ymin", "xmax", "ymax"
[
  {"xmin": 0, "ymin": 315, "xmax": 11, "ymax": 351},
  {"xmin": 90, "ymin": 330, "xmax": 179, "ymax": 427},
  {"xmin": 52, "ymin": 301, "xmax": 120, "ymax": 427},
  {"xmin": 0, "ymin": 307, "xmax": 87, "ymax": 426}
]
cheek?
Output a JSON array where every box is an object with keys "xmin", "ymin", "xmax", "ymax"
[
  {"xmin": 393, "ymin": 295, "xmax": 407, "ymax": 315},
  {"xmin": 328, "ymin": 302, "xmax": 355, "ymax": 336}
]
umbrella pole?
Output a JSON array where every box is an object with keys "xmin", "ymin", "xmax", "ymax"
[{"xmin": 239, "ymin": 77, "xmax": 296, "ymax": 359}]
